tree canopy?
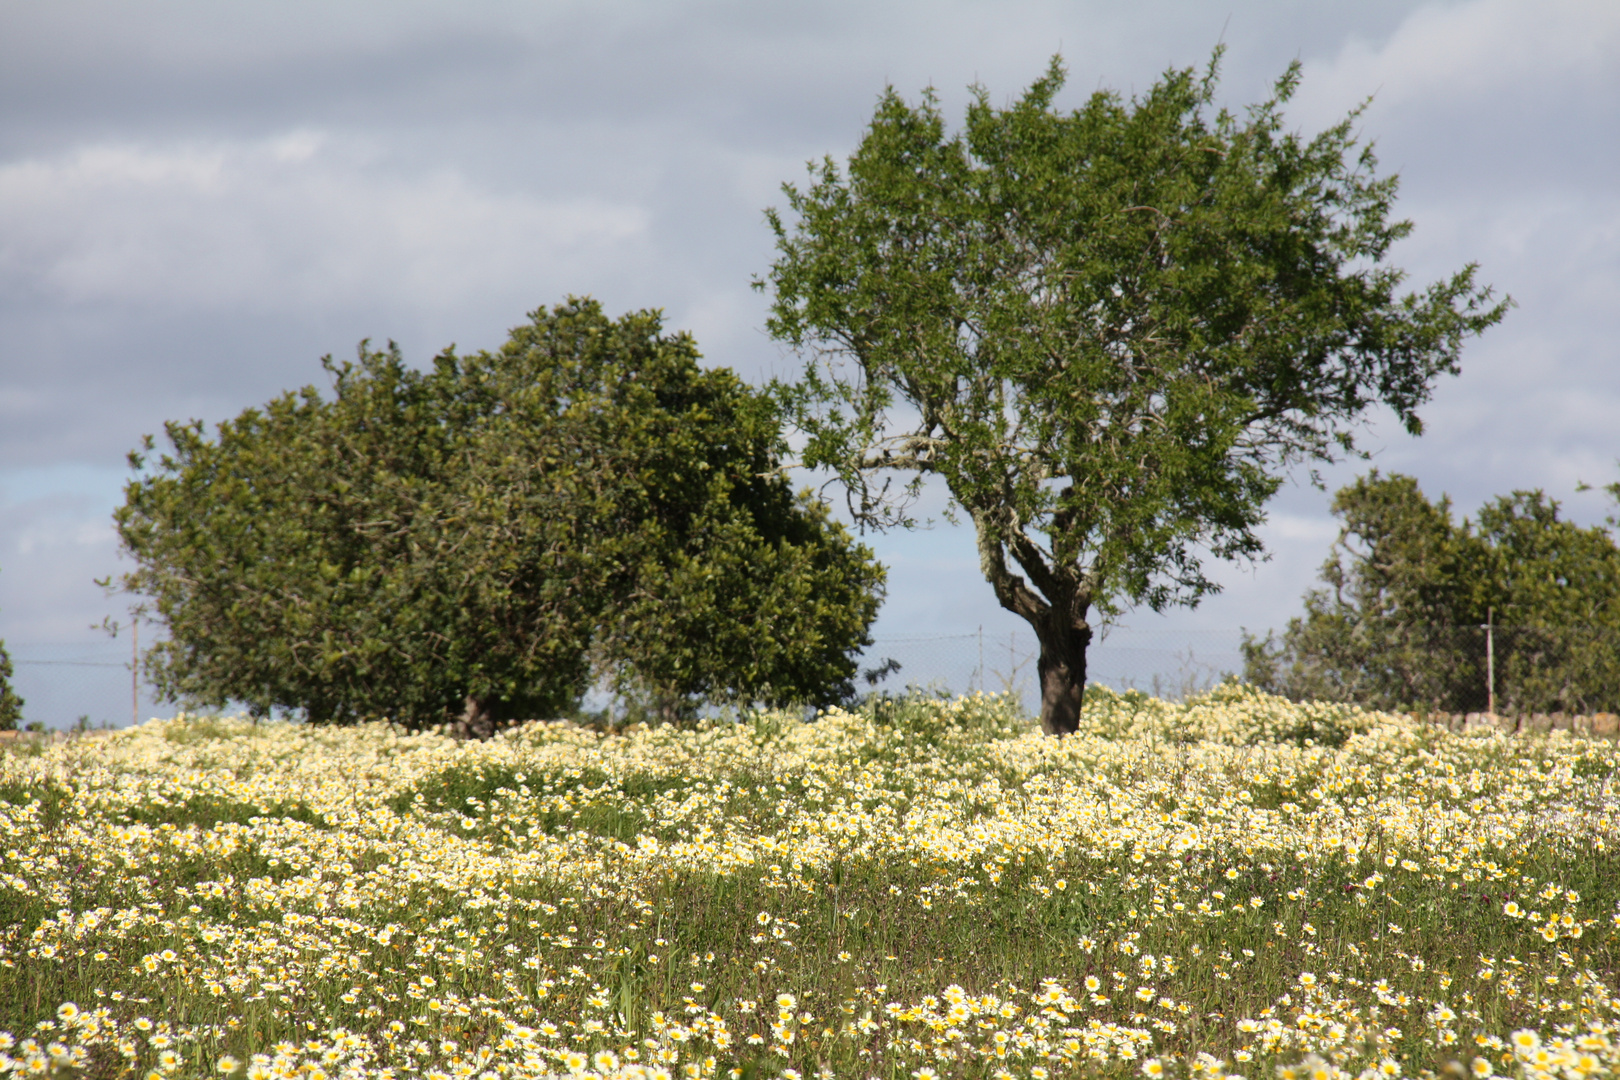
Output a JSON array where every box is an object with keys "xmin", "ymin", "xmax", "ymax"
[
  {"xmin": 115, "ymin": 298, "xmax": 884, "ymax": 732},
  {"xmin": 760, "ymin": 51, "xmax": 1508, "ymax": 733},
  {"xmin": 1244, "ymin": 471, "xmax": 1620, "ymax": 715}
]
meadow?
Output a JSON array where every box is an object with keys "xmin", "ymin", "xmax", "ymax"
[{"xmin": 0, "ymin": 684, "xmax": 1615, "ymax": 1080}]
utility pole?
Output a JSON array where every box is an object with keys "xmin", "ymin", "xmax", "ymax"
[
  {"xmin": 977, "ymin": 625, "xmax": 984, "ymax": 695},
  {"xmin": 131, "ymin": 619, "xmax": 139, "ymax": 728}
]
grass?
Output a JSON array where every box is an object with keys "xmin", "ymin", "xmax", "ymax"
[{"xmin": 0, "ymin": 684, "xmax": 1616, "ymax": 1080}]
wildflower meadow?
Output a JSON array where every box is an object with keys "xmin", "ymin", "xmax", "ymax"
[{"xmin": 0, "ymin": 684, "xmax": 1616, "ymax": 1080}]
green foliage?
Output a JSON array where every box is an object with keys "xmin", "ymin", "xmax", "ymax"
[
  {"xmin": 0, "ymin": 778, "xmax": 72, "ymax": 828},
  {"xmin": 759, "ymin": 50, "xmax": 1507, "ymax": 734},
  {"xmin": 388, "ymin": 760, "xmax": 702, "ymax": 845},
  {"xmin": 0, "ymin": 641, "xmax": 20, "ymax": 733},
  {"xmin": 1078, "ymin": 680, "xmax": 1378, "ymax": 748},
  {"xmin": 112, "ymin": 791, "xmax": 321, "ymax": 829},
  {"xmin": 855, "ymin": 685, "xmax": 1028, "ymax": 741},
  {"xmin": 115, "ymin": 298, "xmax": 884, "ymax": 731},
  {"xmin": 1245, "ymin": 470, "xmax": 1620, "ymax": 713},
  {"xmin": 0, "ymin": 573, "xmax": 22, "ymax": 731}
]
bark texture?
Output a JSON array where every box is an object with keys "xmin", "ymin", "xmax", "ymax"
[
  {"xmin": 454, "ymin": 693, "xmax": 497, "ymax": 741},
  {"xmin": 1032, "ymin": 615, "xmax": 1092, "ymax": 736},
  {"xmin": 973, "ymin": 509, "xmax": 1094, "ymax": 735}
]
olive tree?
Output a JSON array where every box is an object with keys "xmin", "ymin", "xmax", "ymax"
[{"xmin": 761, "ymin": 52, "xmax": 1507, "ymax": 733}]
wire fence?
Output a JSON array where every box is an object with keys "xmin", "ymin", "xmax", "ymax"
[
  {"xmin": 4, "ymin": 627, "xmax": 1248, "ymax": 730},
  {"xmin": 853, "ymin": 627, "xmax": 1245, "ymax": 717},
  {"xmin": 10, "ymin": 622, "xmax": 1613, "ymax": 729},
  {"xmin": 4, "ymin": 639, "xmax": 175, "ymax": 731}
]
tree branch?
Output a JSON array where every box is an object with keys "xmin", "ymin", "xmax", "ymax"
[{"xmin": 970, "ymin": 507, "xmax": 1047, "ymax": 622}]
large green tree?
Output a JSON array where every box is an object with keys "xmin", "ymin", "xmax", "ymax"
[
  {"xmin": 760, "ymin": 51, "xmax": 1508, "ymax": 733},
  {"xmin": 115, "ymin": 299, "xmax": 884, "ymax": 732},
  {"xmin": 1244, "ymin": 471, "xmax": 1620, "ymax": 714}
]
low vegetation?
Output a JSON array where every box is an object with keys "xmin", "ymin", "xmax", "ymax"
[{"xmin": 0, "ymin": 686, "xmax": 1615, "ymax": 1080}]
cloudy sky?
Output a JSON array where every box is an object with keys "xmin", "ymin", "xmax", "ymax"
[{"xmin": 2, "ymin": 0, "xmax": 1617, "ymax": 723}]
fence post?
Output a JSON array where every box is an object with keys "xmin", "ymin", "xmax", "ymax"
[{"xmin": 1485, "ymin": 607, "xmax": 1495, "ymax": 716}]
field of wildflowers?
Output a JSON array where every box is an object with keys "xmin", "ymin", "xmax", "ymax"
[{"xmin": 0, "ymin": 683, "xmax": 1616, "ymax": 1080}]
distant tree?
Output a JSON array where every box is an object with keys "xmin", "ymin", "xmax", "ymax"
[
  {"xmin": 760, "ymin": 50, "xmax": 1508, "ymax": 733},
  {"xmin": 0, "ymin": 576, "xmax": 21, "ymax": 730},
  {"xmin": 1240, "ymin": 472, "xmax": 1487, "ymax": 710},
  {"xmin": 1468, "ymin": 485, "xmax": 1620, "ymax": 713},
  {"xmin": 1244, "ymin": 471, "xmax": 1620, "ymax": 714},
  {"xmin": 115, "ymin": 299, "xmax": 884, "ymax": 732}
]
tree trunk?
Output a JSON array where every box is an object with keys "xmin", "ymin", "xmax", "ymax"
[
  {"xmin": 1031, "ymin": 615, "xmax": 1092, "ymax": 736},
  {"xmin": 968, "ymin": 506, "xmax": 1095, "ymax": 736},
  {"xmin": 455, "ymin": 693, "xmax": 496, "ymax": 740}
]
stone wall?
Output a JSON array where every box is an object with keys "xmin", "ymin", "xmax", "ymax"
[{"xmin": 1428, "ymin": 710, "xmax": 1619, "ymax": 736}]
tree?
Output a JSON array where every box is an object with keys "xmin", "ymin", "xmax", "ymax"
[
  {"xmin": 0, "ymin": 574, "xmax": 22, "ymax": 731},
  {"xmin": 760, "ymin": 51, "xmax": 1508, "ymax": 733},
  {"xmin": 1240, "ymin": 472, "xmax": 1487, "ymax": 711},
  {"xmin": 115, "ymin": 298, "xmax": 884, "ymax": 732},
  {"xmin": 1244, "ymin": 471, "xmax": 1620, "ymax": 714}
]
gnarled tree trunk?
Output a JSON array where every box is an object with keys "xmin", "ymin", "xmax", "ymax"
[
  {"xmin": 972, "ymin": 508, "xmax": 1095, "ymax": 735},
  {"xmin": 1031, "ymin": 613, "xmax": 1092, "ymax": 736}
]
